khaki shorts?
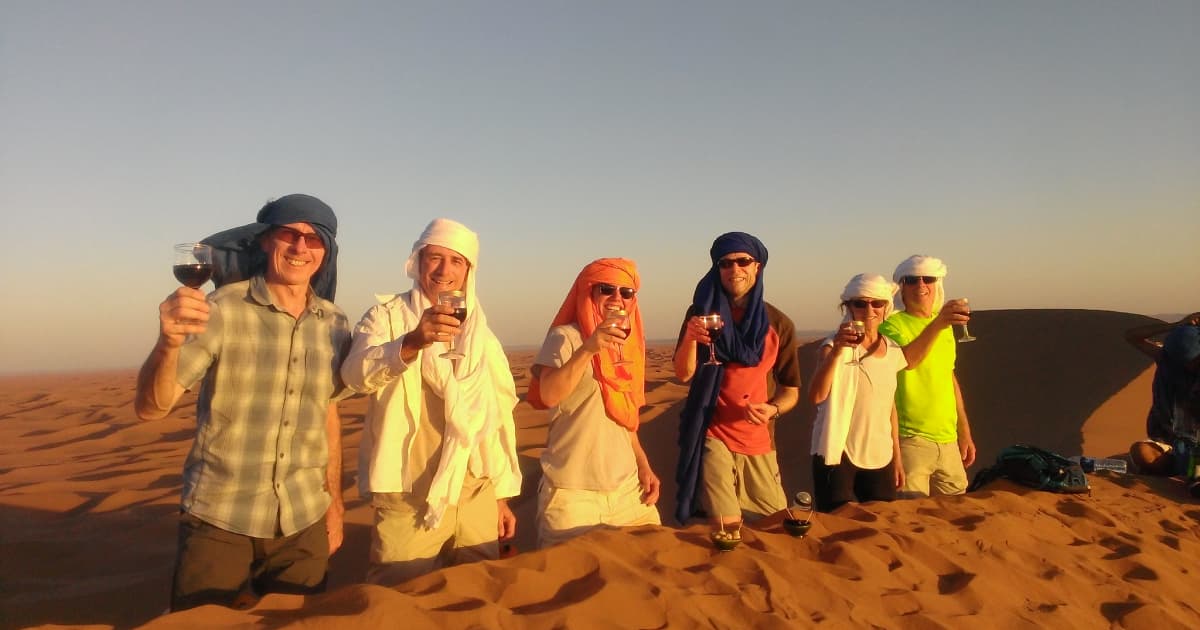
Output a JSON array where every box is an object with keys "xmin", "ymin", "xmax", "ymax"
[
  {"xmin": 701, "ymin": 436, "xmax": 786, "ymax": 522},
  {"xmin": 537, "ymin": 472, "xmax": 661, "ymax": 549},
  {"xmin": 367, "ymin": 476, "xmax": 499, "ymax": 586},
  {"xmin": 171, "ymin": 512, "xmax": 327, "ymax": 611},
  {"xmin": 899, "ymin": 435, "xmax": 968, "ymax": 497}
]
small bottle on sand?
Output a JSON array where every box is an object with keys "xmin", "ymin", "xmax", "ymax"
[{"xmin": 1073, "ymin": 457, "xmax": 1128, "ymax": 474}]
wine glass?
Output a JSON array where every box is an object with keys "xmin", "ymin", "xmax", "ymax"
[
  {"xmin": 957, "ymin": 298, "xmax": 976, "ymax": 343},
  {"xmin": 438, "ymin": 290, "xmax": 467, "ymax": 359},
  {"xmin": 698, "ymin": 313, "xmax": 724, "ymax": 366},
  {"xmin": 603, "ymin": 306, "xmax": 633, "ymax": 367},
  {"xmin": 845, "ymin": 320, "xmax": 866, "ymax": 366},
  {"xmin": 173, "ymin": 243, "xmax": 213, "ymax": 289}
]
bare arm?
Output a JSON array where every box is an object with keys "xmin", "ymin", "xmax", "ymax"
[
  {"xmin": 891, "ymin": 403, "xmax": 905, "ymax": 489},
  {"xmin": 531, "ymin": 326, "xmax": 623, "ymax": 407},
  {"xmin": 134, "ymin": 288, "xmax": 209, "ymax": 420},
  {"xmin": 953, "ymin": 373, "xmax": 976, "ymax": 467},
  {"xmin": 747, "ymin": 385, "xmax": 800, "ymax": 425},
  {"xmin": 808, "ymin": 324, "xmax": 858, "ymax": 405},
  {"xmin": 673, "ymin": 315, "xmax": 713, "ymax": 383},
  {"xmin": 900, "ymin": 300, "xmax": 969, "ymax": 369},
  {"xmin": 630, "ymin": 430, "xmax": 660, "ymax": 505},
  {"xmin": 324, "ymin": 402, "xmax": 345, "ymax": 555}
]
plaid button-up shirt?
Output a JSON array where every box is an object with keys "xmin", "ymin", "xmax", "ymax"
[{"xmin": 176, "ymin": 275, "xmax": 351, "ymax": 538}]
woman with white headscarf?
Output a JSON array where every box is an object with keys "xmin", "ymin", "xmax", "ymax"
[{"xmin": 808, "ymin": 274, "xmax": 908, "ymax": 512}]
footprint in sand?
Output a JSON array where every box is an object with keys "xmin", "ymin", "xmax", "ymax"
[
  {"xmin": 1097, "ymin": 536, "xmax": 1140, "ymax": 560},
  {"xmin": 1054, "ymin": 498, "xmax": 1116, "ymax": 527},
  {"xmin": 1099, "ymin": 600, "xmax": 1145, "ymax": 622}
]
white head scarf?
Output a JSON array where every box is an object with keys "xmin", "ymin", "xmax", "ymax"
[
  {"xmin": 403, "ymin": 218, "xmax": 520, "ymax": 529},
  {"xmin": 891, "ymin": 255, "xmax": 947, "ymax": 313},
  {"xmin": 839, "ymin": 273, "xmax": 898, "ymax": 323}
]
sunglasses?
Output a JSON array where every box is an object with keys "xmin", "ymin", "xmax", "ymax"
[
  {"xmin": 597, "ymin": 283, "xmax": 637, "ymax": 300},
  {"xmin": 848, "ymin": 299, "xmax": 890, "ymax": 309},
  {"xmin": 716, "ymin": 257, "xmax": 756, "ymax": 270},
  {"xmin": 272, "ymin": 226, "xmax": 326, "ymax": 249},
  {"xmin": 901, "ymin": 276, "xmax": 938, "ymax": 285}
]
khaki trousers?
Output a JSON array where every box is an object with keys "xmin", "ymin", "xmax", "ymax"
[
  {"xmin": 536, "ymin": 472, "xmax": 661, "ymax": 549},
  {"xmin": 367, "ymin": 476, "xmax": 499, "ymax": 586}
]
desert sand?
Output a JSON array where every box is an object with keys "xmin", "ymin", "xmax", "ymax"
[{"xmin": 3, "ymin": 309, "xmax": 1199, "ymax": 629}]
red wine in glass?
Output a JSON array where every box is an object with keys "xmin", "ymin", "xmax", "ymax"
[
  {"xmin": 438, "ymin": 291, "xmax": 467, "ymax": 359},
  {"xmin": 173, "ymin": 263, "xmax": 213, "ymax": 288},
  {"xmin": 699, "ymin": 314, "xmax": 724, "ymax": 366},
  {"xmin": 173, "ymin": 243, "xmax": 213, "ymax": 289},
  {"xmin": 603, "ymin": 307, "xmax": 633, "ymax": 366},
  {"xmin": 846, "ymin": 320, "xmax": 866, "ymax": 366}
]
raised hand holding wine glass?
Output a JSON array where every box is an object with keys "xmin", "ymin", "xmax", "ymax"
[
  {"xmin": 438, "ymin": 290, "xmax": 467, "ymax": 359},
  {"xmin": 173, "ymin": 243, "xmax": 213, "ymax": 289},
  {"xmin": 698, "ymin": 313, "xmax": 724, "ymax": 366},
  {"xmin": 602, "ymin": 305, "xmax": 633, "ymax": 366},
  {"xmin": 168, "ymin": 243, "xmax": 213, "ymax": 332},
  {"xmin": 844, "ymin": 320, "xmax": 867, "ymax": 366}
]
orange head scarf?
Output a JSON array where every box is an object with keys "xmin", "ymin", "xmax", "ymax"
[{"xmin": 529, "ymin": 258, "xmax": 646, "ymax": 430}]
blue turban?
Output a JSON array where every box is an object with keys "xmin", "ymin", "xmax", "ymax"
[
  {"xmin": 201, "ymin": 194, "xmax": 339, "ymax": 301},
  {"xmin": 674, "ymin": 231, "xmax": 770, "ymax": 524}
]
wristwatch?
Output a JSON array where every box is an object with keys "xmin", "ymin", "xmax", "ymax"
[{"xmin": 768, "ymin": 403, "xmax": 781, "ymax": 421}]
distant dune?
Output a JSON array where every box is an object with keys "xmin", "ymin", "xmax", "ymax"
[{"xmin": 3, "ymin": 309, "xmax": 1198, "ymax": 629}]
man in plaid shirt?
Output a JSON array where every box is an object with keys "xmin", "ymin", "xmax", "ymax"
[{"xmin": 135, "ymin": 194, "xmax": 351, "ymax": 611}]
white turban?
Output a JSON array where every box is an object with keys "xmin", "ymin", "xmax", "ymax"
[
  {"xmin": 891, "ymin": 254, "xmax": 947, "ymax": 313},
  {"xmin": 839, "ymin": 273, "xmax": 899, "ymax": 322}
]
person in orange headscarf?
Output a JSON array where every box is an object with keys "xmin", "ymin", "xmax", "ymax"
[{"xmin": 528, "ymin": 258, "xmax": 661, "ymax": 548}]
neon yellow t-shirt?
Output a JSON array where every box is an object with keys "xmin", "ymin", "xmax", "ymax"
[{"xmin": 878, "ymin": 311, "xmax": 959, "ymax": 443}]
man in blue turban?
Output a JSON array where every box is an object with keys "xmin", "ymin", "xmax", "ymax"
[
  {"xmin": 134, "ymin": 194, "xmax": 352, "ymax": 611},
  {"xmin": 672, "ymin": 232, "xmax": 802, "ymax": 538},
  {"xmin": 1126, "ymin": 313, "xmax": 1200, "ymax": 496}
]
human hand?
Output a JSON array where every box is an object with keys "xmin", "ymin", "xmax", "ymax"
[
  {"xmin": 893, "ymin": 457, "xmax": 906, "ymax": 489},
  {"xmin": 638, "ymin": 465, "xmax": 661, "ymax": 505},
  {"xmin": 405, "ymin": 304, "xmax": 463, "ymax": 350},
  {"xmin": 959, "ymin": 435, "xmax": 977, "ymax": 467},
  {"xmin": 682, "ymin": 316, "xmax": 715, "ymax": 345},
  {"xmin": 582, "ymin": 324, "xmax": 627, "ymax": 355},
  {"xmin": 832, "ymin": 321, "xmax": 861, "ymax": 349},
  {"xmin": 496, "ymin": 499, "xmax": 517, "ymax": 541},
  {"xmin": 158, "ymin": 287, "xmax": 209, "ymax": 348},
  {"xmin": 744, "ymin": 400, "xmax": 778, "ymax": 425},
  {"xmin": 936, "ymin": 299, "xmax": 971, "ymax": 330}
]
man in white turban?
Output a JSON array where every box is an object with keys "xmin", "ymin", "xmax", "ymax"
[
  {"xmin": 878, "ymin": 255, "xmax": 974, "ymax": 497},
  {"xmin": 341, "ymin": 218, "xmax": 521, "ymax": 585}
]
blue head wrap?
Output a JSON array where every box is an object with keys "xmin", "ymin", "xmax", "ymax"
[
  {"xmin": 690, "ymin": 231, "xmax": 770, "ymax": 365},
  {"xmin": 674, "ymin": 231, "xmax": 771, "ymax": 524},
  {"xmin": 201, "ymin": 194, "xmax": 339, "ymax": 301}
]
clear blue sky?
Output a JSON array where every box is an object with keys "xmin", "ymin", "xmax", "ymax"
[{"xmin": 2, "ymin": 1, "xmax": 1197, "ymax": 374}]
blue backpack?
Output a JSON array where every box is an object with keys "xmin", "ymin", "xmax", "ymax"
[{"xmin": 968, "ymin": 444, "xmax": 1090, "ymax": 494}]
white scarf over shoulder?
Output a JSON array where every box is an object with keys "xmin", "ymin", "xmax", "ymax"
[
  {"xmin": 811, "ymin": 273, "xmax": 898, "ymax": 465},
  {"xmin": 380, "ymin": 219, "xmax": 520, "ymax": 529}
]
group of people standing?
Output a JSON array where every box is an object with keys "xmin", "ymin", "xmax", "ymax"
[{"xmin": 134, "ymin": 193, "xmax": 979, "ymax": 612}]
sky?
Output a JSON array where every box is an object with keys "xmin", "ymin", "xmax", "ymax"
[{"xmin": 1, "ymin": 1, "xmax": 1197, "ymax": 374}]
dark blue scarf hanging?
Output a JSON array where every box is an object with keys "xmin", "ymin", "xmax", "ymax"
[{"xmin": 674, "ymin": 232, "xmax": 769, "ymax": 524}]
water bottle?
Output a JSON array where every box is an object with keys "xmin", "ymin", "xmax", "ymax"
[{"xmin": 1074, "ymin": 457, "xmax": 1127, "ymax": 474}]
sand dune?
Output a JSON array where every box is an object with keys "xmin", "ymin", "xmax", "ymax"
[{"xmin": 3, "ymin": 309, "xmax": 1198, "ymax": 629}]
